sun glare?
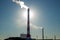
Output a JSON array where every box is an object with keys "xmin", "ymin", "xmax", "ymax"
[{"xmin": 23, "ymin": 10, "xmax": 34, "ymax": 19}]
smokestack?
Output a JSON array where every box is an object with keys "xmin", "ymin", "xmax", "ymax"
[
  {"xmin": 54, "ymin": 35, "xmax": 56, "ymax": 40},
  {"xmin": 42, "ymin": 28, "xmax": 44, "ymax": 40},
  {"xmin": 27, "ymin": 8, "xmax": 31, "ymax": 39}
]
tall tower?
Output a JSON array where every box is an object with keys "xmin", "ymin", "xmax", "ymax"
[
  {"xmin": 54, "ymin": 35, "xmax": 56, "ymax": 40},
  {"xmin": 27, "ymin": 8, "xmax": 31, "ymax": 39},
  {"xmin": 42, "ymin": 28, "xmax": 44, "ymax": 40}
]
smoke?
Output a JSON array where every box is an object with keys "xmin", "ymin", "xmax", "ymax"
[
  {"xmin": 30, "ymin": 23, "xmax": 43, "ymax": 29},
  {"xmin": 12, "ymin": 0, "xmax": 43, "ymax": 29},
  {"xmin": 15, "ymin": 18, "xmax": 43, "ymax": 29},
  {"xmin": 12, "ymin": 0, "xmax": 28, "ymax": 9},
  {"xmin": 25, "ymin": 21, "xmax": 43, "ymax": 29}
]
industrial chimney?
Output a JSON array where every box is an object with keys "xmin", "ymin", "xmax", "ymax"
[
  {"xmin": 54, "ymin": 35, "xmax": 56, "ymax": 40},
  {"xmin": 42, "ymin": 28, "xmax": 44, "ymax": 40},
  {"xmin": 26, "ymin": 8, "xmax": 31, "ymax": 40}
]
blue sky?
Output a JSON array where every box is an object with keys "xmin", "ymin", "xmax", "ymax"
[{"xmin": 0, "ymin": 0, "xmax": 60, "ymax": 40}]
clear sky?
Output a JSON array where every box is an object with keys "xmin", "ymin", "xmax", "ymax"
[{"xmin": 0, "ymin": 0, "xmax": 60, "ymax": 40}]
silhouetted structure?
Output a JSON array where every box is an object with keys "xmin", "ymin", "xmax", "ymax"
[
  {"xmin": 20, "ymin": 34, "xmax": 27, "ymax": 38},
  {"xmin": 5, "ymin": 37, "xmax": 57, "ymax": 40},
  {"xmin": 54, "ymin": 35, "xmax": 56, "ymax": 40},
  {"xmin": 26, "ymin": 8, "xmax": 31, "ymax": 40},
  {"xmin": 42, "ymin": 28, "xmax": 44, "ymax": 40},
  {"xmin": 4, "ymin": 37, "xmax": 36, "ymax": 40}
]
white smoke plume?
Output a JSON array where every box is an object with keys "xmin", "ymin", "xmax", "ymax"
[
  {"xmin": 30, "ymin": 23, "xmax": 43, "ymax": 29},
  {"xmin": 12, "ymin": 0, "xmax": 43, "ymax": 29},
  {"xmin": 12, "ymin": 0, "xmax": 28, "ymax": 9},
  {"xmin": 25, "ymin": 22, "xmax": 43, "ymax": 29}
]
